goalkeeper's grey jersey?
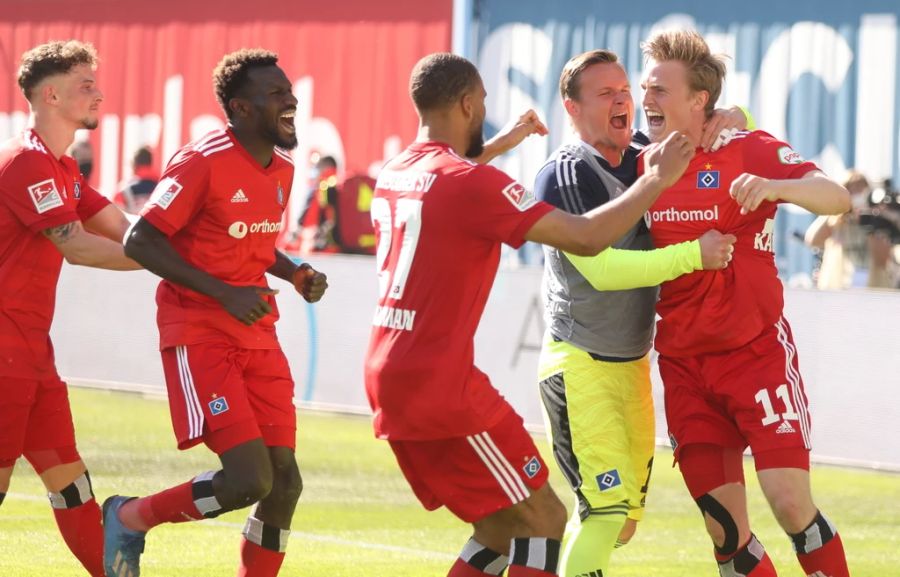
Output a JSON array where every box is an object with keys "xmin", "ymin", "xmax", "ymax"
[{"xmin": 534, "ymin": 138, "xmax": 657, "ymax": 359}]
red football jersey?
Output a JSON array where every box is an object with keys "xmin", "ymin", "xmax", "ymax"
[
  {"xmin": 363, "ymin": 141, "xmax": 554, "ymax": 440},
  {"xmin": 645, "ymin": 131, "xmax": 819, "ymax": 357},
  {"xmin": 141, "ymin": 129, "xmax": 293, "ymax": 350},
  {"xmin": 0, "ymin": 130, "xmax": 109, "ymax": 378}
]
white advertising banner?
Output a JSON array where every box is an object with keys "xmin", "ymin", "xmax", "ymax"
[{"xmin": 53, "ymin": 255, "xmax": 900, "ymax": 471}]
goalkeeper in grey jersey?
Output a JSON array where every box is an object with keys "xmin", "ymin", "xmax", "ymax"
[{"xmin": 533, "ymin": 49, "xmax": 749, "ymax": 577}]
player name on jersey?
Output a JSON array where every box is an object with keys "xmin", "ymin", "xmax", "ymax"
[
  {"xmin": 375, "ymin": 169, "xmax": 438, "ymax": 193},
  {"xmin": 372, "ymin": 305, "xmax": 417, "ymax": 332}
]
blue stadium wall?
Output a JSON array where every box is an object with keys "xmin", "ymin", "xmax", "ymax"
[{"xmin": 458, "ymin": 0, "xmax": 900, "ymax": 280}]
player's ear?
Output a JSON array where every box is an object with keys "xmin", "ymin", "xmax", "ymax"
[
  {"xmin": 563, "ymin": 97, "xmax": 579, "ymax": 118},
  {"xmin": 459, "ymin": 90, "xmax": 474, "ymax": 120},
  {"xmin": 692, "ymin": 90, "xmax": 709, "ymax": 114},
  {"xmin": 228, "ymin": 97, "xmax": 249, "ymax": 119}
]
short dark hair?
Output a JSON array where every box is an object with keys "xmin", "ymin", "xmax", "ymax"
[
  {"xmin": 316, "ymin": 155, "xmax": 338, "ymax": 171},
  {"xmin": 17, "ymin": 40, "xmax": 98, "ymax": 101},
  {"xmin": 133, "ymin": 146, "xmax": 153, "ymax": 167},
  {"xmin": 559, "ymin": 49, "xmax": 619, "ymax": 101},
  {"xmin": 409, "ymin": 53, "xmax": 481, "ymax": 113},
  {"xmin": 212, "ymin": 48, "xmax": 279, "ymax": 119}
]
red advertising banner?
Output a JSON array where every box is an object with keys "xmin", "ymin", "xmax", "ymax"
[{"xmin": 1, "ymin": 0, "xmax": 452, "ymax": 224}]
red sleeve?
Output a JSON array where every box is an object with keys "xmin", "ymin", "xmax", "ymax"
[
  {"xmin": 743, "ymin": 131, "xmax": 820, "ymax": 185},
  {"xmin": 75, "ymin": 182, "xmax": 111, "ymax": 221},
  {"xmin": 0, "ymin": 152, "xmax": 80, "ymax": 232},
  {"xmin": 140, "ymin": 149, "xmax": 210, "ymax": 236},
  {"xmin": 457, "ymin": 164, "xmax": 554, "ymax": 248}
]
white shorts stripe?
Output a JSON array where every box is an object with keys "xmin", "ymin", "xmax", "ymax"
[
  {"xmin": 468, "ymin": 432, "xmax": 529, "ymax": 503},
  {"xmin": 176, "ymin": 346, "xmax": 204, "ymax": 440},
  {"xmin": 466, "ymin": 435, "xmax": 525, "ymax": 504},
  {"xmin": 477, "ymin": 432, "xmax": 531, "ymax": 498},
  {"xmin": 775, "ymin": 318, "xmax": 811, "ymax": 448}
]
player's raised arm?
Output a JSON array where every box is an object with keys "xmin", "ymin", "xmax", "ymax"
[
  {"xmin": 525, "ymin": 130, "xmax": 694, "ymax": 255},
  {"xmin": 471, "ymin": 109, "xmax": 549, "ymax": 164},
  {"xmin": 125, "ymin": 217, "xmax": 275, "ymax": 325}
]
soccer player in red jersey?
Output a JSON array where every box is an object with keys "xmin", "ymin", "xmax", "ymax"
[
  {"xmin": 0, "ymin": 41, "xmax": 140, "ymax": 577},
  {"xmin": 102, "ymin": 50, "xmax": 327, "ymax": 577},
  {"xmin": 363, "ymin": 52, "xmax": 695, "ymax": 577},
  {"xmin": 639, "ymin": 30, "xmax": 851, "ymax": 577}
]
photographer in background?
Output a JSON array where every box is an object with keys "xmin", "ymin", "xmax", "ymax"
[
  {"xmin": 861, "ymin": 179, "xmax": 900, "ymax": 288},
  {"xmin": 806, "ymin": 171, "xmax": 899, "ymax": 289}
]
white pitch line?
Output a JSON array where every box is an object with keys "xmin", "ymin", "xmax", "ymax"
[
  {"xmin": 6, "ymin": 493, "xmax": 455, "ymax": 561},
  {"xmin": 204, "ymin": 519, "xmax": 455, "ymax": 560}
]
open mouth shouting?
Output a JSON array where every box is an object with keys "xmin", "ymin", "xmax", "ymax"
[
  {"xmin": 645, "ymin": 109, "xmax": 665, "ymax": 139},
  {"xmin": 609, "ymin": 111, "xmax": 629, "ymax": 131},
  {"xmin": 279, "ymin": 109, "xmax": 296, "ymax": 135}
]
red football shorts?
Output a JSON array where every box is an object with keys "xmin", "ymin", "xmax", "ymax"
[
  {"xmin": 161, "ymin": 342, "xmax": 296, "ymax": 454},
  {"xmin": 661, "ymin": 317, "xmax": 812, "ymax": 468},
  {"xmin": 388, "ymin": 409, "xmax": 550, "ymax": 523},
  {"xmin": 0, "ymin": 376, "xmax": 79, "ymax": 470}
]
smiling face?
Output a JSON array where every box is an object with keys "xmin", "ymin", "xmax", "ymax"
[
  {"xmin": 641, "ymin": 58, "xmax": 708, "ymax": 144},
  {"xmin": 242, "ymin": 65, "xmax": 298, "ymax": 149},
  {"xmin": 51, "ymin": 63, "xmax": 103, "ymax": 130},
  {"xmin": 565, "ymin": 61, "xmax": 634, "ymax": 161}
]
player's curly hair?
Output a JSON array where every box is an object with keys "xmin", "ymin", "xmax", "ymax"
[
  {"xmin": 641, "ymin": 30, "xmax": 727, "ymax": 118},
  {"xmin": 213, "ymin": 48, "xmax": 279, "ymax": 119},
  {"xmin": 409, "ymin": 53, "xmax": 481, "ymax": 113},
  {"xmin": 17, "ymin": 40, "xmax": 98, "ymax": 101}
]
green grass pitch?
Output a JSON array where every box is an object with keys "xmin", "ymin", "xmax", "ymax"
[{"xmin": 0, "ymin": 388, "xmax": 896, "ymax": 576}]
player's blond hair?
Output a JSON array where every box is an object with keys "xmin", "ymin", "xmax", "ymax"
[
  {"xmin": 17, "ymin": 40, "xmax": 98, "ymax": 101},
  {"xmin": 641, "ymin": 30, "xmax": 726, "ymax": 117},
  {"xmin": 559, "ymin": 49, "xmax": 620, "ymax": 101}
]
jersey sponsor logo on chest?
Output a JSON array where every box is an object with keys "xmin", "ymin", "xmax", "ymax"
[
  {"xmin": 227, "ymin": 218, "xmax": 283, "ymax": 239},
  {"xmin": 27, "ymin": 179, "xmax": 65, "ymax": 213},
  {"xmin": 646, "ymin": 204, "xmax": 720, "ymax": 226}
]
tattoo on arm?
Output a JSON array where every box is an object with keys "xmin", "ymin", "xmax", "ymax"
[{"xmin": 42, "ymin": 221, "xmax": 79, "ymax": 245}]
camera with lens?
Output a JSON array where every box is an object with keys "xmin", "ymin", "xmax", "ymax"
[{"xmin": 858, "ymin": 179, "xmax": 900, "ymax": 243}]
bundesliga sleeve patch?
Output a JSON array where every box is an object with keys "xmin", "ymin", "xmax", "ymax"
[
  {"xmin": 148, "ymin": 177, "xmax": 184, "ymax": 209},
  {"xmin": 27, "ymin": 179, "xmax": 64, "ymax": 214},
  {"xmin": 501, "ymin": 182, "xmax": 537, "ymax": 211},
  {"xmin": 778, "ymin": 146, "xmax": 805, "ymax": 165}
]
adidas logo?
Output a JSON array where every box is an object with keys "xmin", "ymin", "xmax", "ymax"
[
  {"xmin": 776, "ymin": 420, "xmax": 796, "ymax": 434},
  {"xmin": 576, "ymin": 571, "xmax": 603, "ymax": 577},
  {"xmin": 231, "ymin": 189, "xmax": 249, "ymax": 203}
]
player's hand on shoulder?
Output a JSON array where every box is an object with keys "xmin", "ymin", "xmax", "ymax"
[
  {"xmin": 644, "ymin": 130, "xmax": 694, "ymax": 188},
  {"xmin": 730, "ymin": 173, "xmax": 779, "ymax": 215},
  {"xmin": 700, "ymin": 106, "xmax": 748, "ymax": 152},
  {"xmin": 218, "ymin": 285, "xmax": 277, "ymax": 325},
  {"xmin": 292, "ymin": 263, "xmax": 328, "ymax": 303},
  {"xmin": 698, "ymin": 229, "xmax": 737, "ymax": 270}
]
